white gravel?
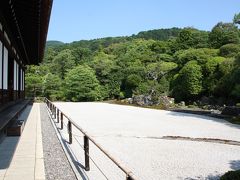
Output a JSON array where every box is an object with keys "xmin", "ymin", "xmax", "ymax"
[{"xmin": 54, "ymin": 102, "xmax": 240, "ymax": 180}]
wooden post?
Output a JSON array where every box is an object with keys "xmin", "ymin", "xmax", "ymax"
[
  {"xmin": 68, "ymin": 121, "xmax": 72, "ymax": 144},
  {"xmin": 51, "ymin": 104, "xmax": 53, "ymax": 114},
  {"xmin": 60, "ymin": 113, "xmax": 63, "ymax": 130},
  {"xmin": 57, "ymin": 109, "xmax": 59, "ymax": 123},
  {"xmin": 51, "ymin": 105, "xmax": 54, "ymax": 117},
  {"xmin": 84, "ymin": 136, "xmax": 90, "ymax": 171},
  {"xmin": 126, "ymin": 175, "xmax": 134, "ymax": 180},
  {"xmin": 54, "ymin": 106, "xmax": 56, "ymax": 119}
]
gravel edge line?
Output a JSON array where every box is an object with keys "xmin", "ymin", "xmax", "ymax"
[{"xmin": 40, "ymin": 103, "xmax": 78, "ymax": 180}]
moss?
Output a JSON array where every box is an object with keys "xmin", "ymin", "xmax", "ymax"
[{"xmin": 187, "ymin": 104, "xmax": 197, "ymax": 109}]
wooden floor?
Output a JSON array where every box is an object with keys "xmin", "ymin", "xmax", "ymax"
[{"xmin": 0, "ymin": 100, "xmax": 30, "ymax": 131}]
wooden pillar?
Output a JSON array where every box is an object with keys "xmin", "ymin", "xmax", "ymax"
[
  {"xmin": 0, "ymin": 39, "xmax": 3, "ymax": 106},
  {"xmin": 1, "ymin": 40, "xmax": 4, "ymax": 104}
]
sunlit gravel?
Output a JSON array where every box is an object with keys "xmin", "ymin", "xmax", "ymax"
[{"xmin": 54, "ymin": 102, "xmax": 240, "ymax": 180}]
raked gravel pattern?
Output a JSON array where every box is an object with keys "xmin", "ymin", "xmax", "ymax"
[
  {"xmin": 40, "ymin": 104, "xmax": 77, "ymax": 180},
  {"xmin": 53, "ymin": 102, "xmax": 240, "ymax": 180}
]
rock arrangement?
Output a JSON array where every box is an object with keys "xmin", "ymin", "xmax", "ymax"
[
  {"xmin": 121, "ymin": 95, "xmax": 240, "ymax": 121},
  {"xmin": 131, "ymin": 95, "xmax": 174, "ymax": 108}
]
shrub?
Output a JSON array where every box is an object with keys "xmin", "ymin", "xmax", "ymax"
[
  {"xmin": 172, "ymin": 61, "xmax": 203, "ymax": 101},
  {"xmin": 231, "ymin": 116, "xmax": 240, "ymax": 125},
  {"xmin": 220, "ymin": 170, "xmax": 240, "ymax": 180},
  {"xmin": 220, "ymin": 44, "xmax": 240, "ymax": 57}
]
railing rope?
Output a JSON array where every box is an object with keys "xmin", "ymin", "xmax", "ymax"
[{"xmin": 44, "ymin": 98, "xmax": 138, "ymax": 180}]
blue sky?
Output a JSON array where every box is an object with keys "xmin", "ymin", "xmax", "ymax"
[{"xmin": 47, "ymin": 0, "xmax": 240, "ymax": 43}]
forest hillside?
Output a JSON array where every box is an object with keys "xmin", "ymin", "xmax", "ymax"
[{"xmin": 26, "ymin": 13, "xmax": 240, "ymax": 107}]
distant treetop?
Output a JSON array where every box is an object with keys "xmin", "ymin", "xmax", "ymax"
[{"xmin": 46, "ymin": 41, "xmax": 65, "ymax": 48}]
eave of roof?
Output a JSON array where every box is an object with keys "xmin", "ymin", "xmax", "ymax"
[{"xmin": 0, "ymin": 0, "xmax": 53, "ymax": 65}]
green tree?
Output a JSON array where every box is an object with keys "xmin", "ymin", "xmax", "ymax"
[
  {"xmin": 209, "ymin": 22, "xmax": 240, "ymax": 48},
  {"xmin": 25, "ymin": 74, "xmax": 43, "ymax": 97},
  {"xmin": 107, "ymin": 74, "xmax": 122, "ymax": 98},
  {"xmin": 64, "ymin": 65, "xmax": 101, "ymax": 101},
  {"xmin": 176, "ymin": 28, "xmax": 209, "ymax": 49},
  {"xmin": 91, "ymin": 51, "xmax": 116, "ymax": 83},
  {"xmin": 236, "ymin": 53, "xmax": 240, "ymax": 66},
  {"xmin": 118, "ymin": 39, "xmax": 156, "ymax": 65},
  {"xmin": 146, "ymin": 62, "xmax": 177, "ymax": 80},
  {"xmin": 174, "ymin": 48, "xmax": 216, "ymax": 68},
  {"xmin": 25, "ymin": 65, "xmax": 49, "ymax": 97},
  {"xmin": 219, "ymin": 44, "xmax": 240, "ymax": 57},
  {"xmin": 218, "ymin": 58, "xmax": 235, "ymax": 75},
  {"xmin": 51, "ymin": 49, "xmax": 75, "ymax": 79},
  {"xmin": 214, "ymin": 58, "xmax": 235, "ymax": 97},
  {"xmin": 43, "ymin": 47, "xmax": 57, "ymax": 64},
  {"xmin": 156, "ymin": 53, "xmax": 173, "ymax": 62},
  {"xmin": 134, "ymin": 27, "xmax": 181, "ymax": 41},
  {"xmin": 71, "ymin": 47, "xmax": 92, "ymax": 65},
  {"xmin": 135, "ymin": 78, "xmax": 169, "ymax": 102},
  {"xmin": 230, "ymin": 58, "xmax": 240, "ymax": 100},
  {"xmin": 204, "ymin": 57, "xmax": 225, "ymax": 76},
  {"xmin": 233, "ymin": 13, "xmax": 240, "ymax": 25},
  {"xmin": 42, "ymin": 73, "xmax": 62, "ymax": 100},
  {"xmin": 125, "ymin": 74, "xmax": 142, "ymax": 97},
  {"xmin": 150, "ymin": 41, "xmax": 171, "ymax": 54},
  {"xmin": 172, "ymin": 61, "xmax": 203, "ymax": 101},
  {"xmin": 231, "ymin": 84, "xmax": 240, "ymax": 99},
  {"xmin": 203, "ymin": 57, "xmax": 225, "ymax": 95}
]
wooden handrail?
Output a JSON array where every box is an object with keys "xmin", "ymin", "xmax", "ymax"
[{"xmin": 45, "ymin": 98, "xmax": 137, "ymax": 180}]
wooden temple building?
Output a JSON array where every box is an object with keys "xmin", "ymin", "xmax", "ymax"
[{"xmin": 0, "ymin": 0, "xmax": 53, "ymax": 133}]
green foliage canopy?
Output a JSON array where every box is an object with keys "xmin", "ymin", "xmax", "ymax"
[
  {"xmin": 209, "ymin": 22, "xmax": 240, "ymax": 48},
  {"xmin": 64, "ymin": 65, "xmax": 101, "ymax": 101},
  {"xmin": 25, "ymin": 14, "xmax": 240, "ymax": 104}
]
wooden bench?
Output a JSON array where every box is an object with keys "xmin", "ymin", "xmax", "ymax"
[{"xmin": 7, "ymin": 120, "xmax": 25, "ymax": 136}]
